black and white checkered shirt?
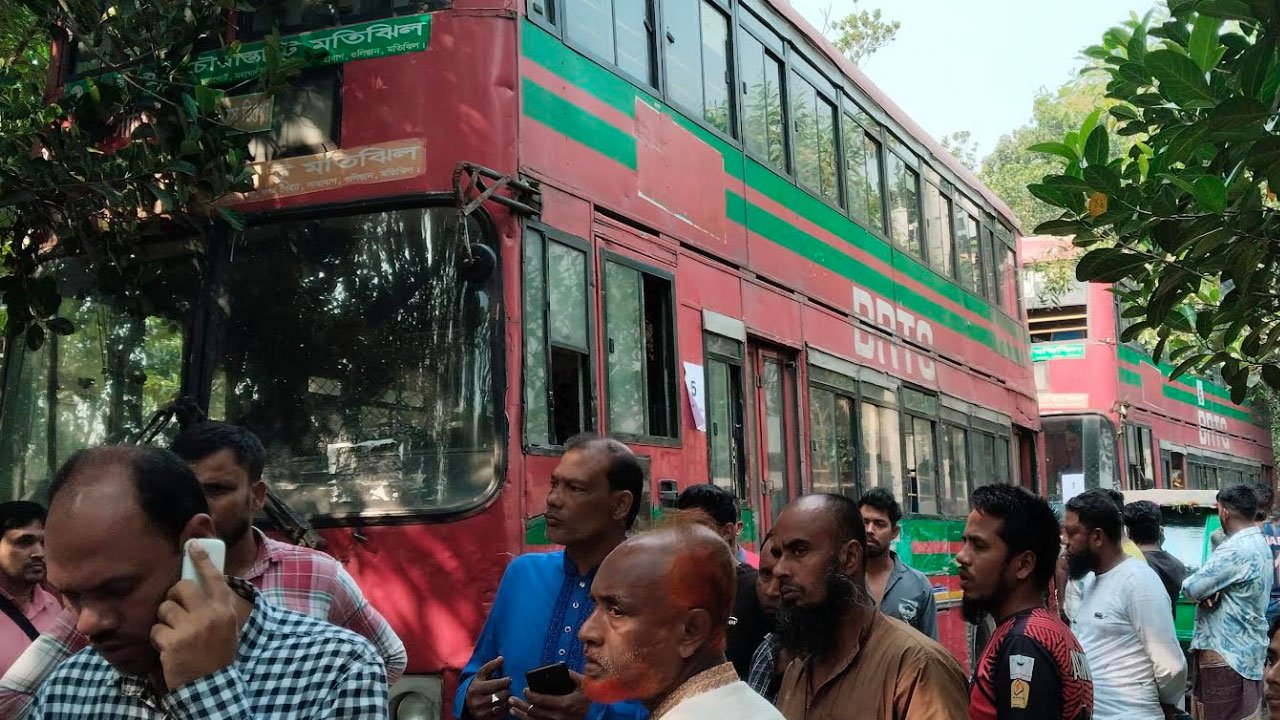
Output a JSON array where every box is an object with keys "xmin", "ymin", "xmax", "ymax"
[
  {"xmin": 747, "ymin": 632, "xmax": 783, "ymax": 703},
  {"xmin": 28, "ymin": 580, "xmax": 388, "ymax": 718}
]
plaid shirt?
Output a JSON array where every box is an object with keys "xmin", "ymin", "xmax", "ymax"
[
  {"xmin": 746, "ymin": 632, "xmax": 783, "ymax": 703},
  {"xmin": 28, "ymin": 579, "xmax": 388, "ymax": 718},
  {"xmin": 0, "ymin": 530, "xmax": 405, "ymax": 718}
]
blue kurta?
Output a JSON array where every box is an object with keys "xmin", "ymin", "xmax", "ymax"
[{"xmin": 454, "ymin": 551, "xmax": 648, "ymax": 720}]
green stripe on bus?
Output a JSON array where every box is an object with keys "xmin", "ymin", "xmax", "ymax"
[
  {"xmin": 1163, "ymin": 385, "xmax": 1251, "ymax": 422},
  {"xmin": 522, "ymin": 22, "xmax": 640, "ymax": 118},
  {"xmin": 1120, "ymin": 368, "xmax": 1143, "ymax": 387},
  {"xmin": 1118, "ymin": 344, "xmax": 1243, "ymax": 407},
  {"xmin": 523, "ymin": 77, "xmax": 637, "ymax": 169},
  {"xmin": 728, "ymin": 190, "xmax": 997, "ymax": 348},
  {"xmin": 522, "ymin": 20, "xmax": 1021, "ymax": 356},
  {"xmin": 906, "ymin": 554, "xmax": 958, "ymax": 576}
]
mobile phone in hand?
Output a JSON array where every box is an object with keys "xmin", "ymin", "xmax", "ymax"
[
  {"xmin": 181, "ymin": 538, "xmax": 226, "ymax": 588},
  {"xmin": 526, "ymin": 662, "xmax": 575, "ymax": 696}
]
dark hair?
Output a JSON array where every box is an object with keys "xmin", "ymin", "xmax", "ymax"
[
  {"xmin": 1254, "ymin": 482, "xmax": 1275, "ymax": 521},
  {"xmin": 564, "ymin": 434, "xmax": 645, "ymax": 529},
  {"xmin": 1066, "ymin": 489, "xmax": 1123, "ymax": 544},
  {"xmin": 857, "ymin": 487, "xmax": 902, "ymax": 526},
  {"xmin": 0, "ymin": 501, "xmax": 45, "ymax": 535},
  {"xmin": 1218, "ymin": 484, "xmax": 1259, "ymax": 522},
  {"xmin": 675, "ymin": 484, "xmax": 739, "ymax": 526},
  {"xmin": 809, "ymin": 493, "xmax": 867, "ymax": 550},
  {"xmin": 49, "ymin": 446, "xmax": 209, "ymax": 545},
  {"xmin": 969, "ymin": 484, "xmax": 1060, "ymax": 590},
  {"xmin": 172, "ymin": 422, "xmax": 266, "ymax": 482},
  {"xmin": 1104, "ymin": 488, "xmax": 1125, "ymax": 514},
  {"xmin": 1123, "ymin": 500, "xmax": 1163, "ymax": 545},
  {"xmin": 1270, "ymin": 614, "xmax": 1280, "ymax": 641}
]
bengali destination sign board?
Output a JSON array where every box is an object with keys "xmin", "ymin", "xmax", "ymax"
[
  {"xmin": 229, "ymin": 139, "xmax": 425, "ymax": 203},
  {"xmin": 196, "ymin": 14, "xmax": 433, "ymax": 84}
]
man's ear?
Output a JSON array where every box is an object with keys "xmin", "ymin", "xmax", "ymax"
[
  {"xmin": 178, "ymin": 513, "xmax": 217, "ymax": 547},
  {"xmin": 1011, "ymin": 549, "xmax": 1036, "ymax": 582},
  {"xmin": 611, "ymin": 490, "xmax": 635, "ymax": 524},
  {"xmin": 678, "ymin": 608, "xmax": 715, "ymax": 659},
  {"xmin": 250, "ymin": 480, "xmax": 268, "ymax": 514},
  {"xmin": 840, "ymin": 539, "xmax": 864, "ymax": 577}
]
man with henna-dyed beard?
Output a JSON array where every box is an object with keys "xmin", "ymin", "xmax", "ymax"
[{"xmin": 578, "ymin": 518, "xmax": 782, "ymax": 719}]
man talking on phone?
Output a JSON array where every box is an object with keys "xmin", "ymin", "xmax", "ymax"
[
  {"xmin": 455, "ymin": 435, "xmax": 647, "ymax": 720},
  {"xmin": 0, "ymin": 421, "xmax": 406, "ymax": 718},
  {"xmin": 26, "ymin": 445, "xmax": 387, "ymax": 718}
]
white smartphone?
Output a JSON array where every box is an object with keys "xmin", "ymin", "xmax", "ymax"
[{"xmin": 181, "ymin": 538, "xmax": 226, "ymax": 587}]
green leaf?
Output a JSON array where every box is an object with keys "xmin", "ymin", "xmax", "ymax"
[
  {"xmin": 1032, "ymin": 218, "xmax": 1088, "ymax": 236},
  {"xmin": 1169, "ymin": 355, "xmax": 1205, "ymax": 382},
  {"xmin": 1042, "ymin": 174, "xmax": 1094, "ymax": 192},
  {"xmin": 1188, "ymin": 13, "xmax": 1225, "ymax": 71},
  {"xmin": 1128, "ymin": 20, "xmax": 1149, "ymax": 62},
  {"xmin": 1206, "ymin": 96, "xmax": 1270, "ymax": 140},
  {"xmin": 24, "ymin": 324, "xmax": 44, "ymax": 352},
  {"xmin": 1027, "ymin": 142, "xmax": 1079, "ymax": 163},
  {"xmin": 46, "ymin": 317, "xmax": 75, "ymax": 336},
  {"xmin": 1262, "ymin": 364, "xmax": 1280, "ymax": 390},
  {"xmin": 1084, "ymin": 124, "xmax": 1110, "ymax": 166},
  {"xmin": 216, "ymin": 206, "xmax": 247, "ymax": 231},
  {"xmin": 1028, "ymin": 183, "xmax": 1085, "ymax": 212},
  {"xmin": 1076, "ymin": 247, "xmax": 1149, "ymax": 283},
  {"xmin": 1146, "ymin": 48, "xmax": 1218, "ymax": 108},
  {"xmin": 1192, "ymin": 175, "xmax": 1228, "ymax": 212},
  {"xmin": 1238, "ymin": 34, "xmax": 1277, "ymax": 99},
  {"xmin": 1109, "ymin": 105, "xmax": 1141, "ymax": 122},
  {"xmin": 1195, "ymin": 0, "xmax": 1255, "ymax": 21}
]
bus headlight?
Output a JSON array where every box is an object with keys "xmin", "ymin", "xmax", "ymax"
[{"xmin": 389, "ymin": 675, "xmax": 442, "ymax": 720}]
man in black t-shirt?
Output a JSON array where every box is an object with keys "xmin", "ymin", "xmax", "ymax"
[
  {"xmin": 1124, "ymin": 501, "xmax": 1187, "ymax": 617},
  {"xmin": 674, "ymin": 484, "xmax": 769, "ymax": 679},
  {"xmin": 958, "ymin": 484, "xmax": 1093, "ymax": 720}
]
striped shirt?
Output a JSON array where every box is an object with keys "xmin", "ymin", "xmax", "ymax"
[{"xmin": 0, "ymin": 530, "xmax": 405, "ymax": 718}]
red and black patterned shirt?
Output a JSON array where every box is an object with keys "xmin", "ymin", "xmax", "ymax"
[{"xmin": 970, "ymin": 607, "xmax": 1093, "ymax": 720}]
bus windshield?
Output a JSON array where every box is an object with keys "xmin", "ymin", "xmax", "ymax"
[
  {"xmin": 1042, "ymin": 414, "xmax": 1118, "ymax": 499},
  {"xmin": 208, "ymin": 207, "xmax": 501, "ymax": 517},
  {"xmin": 0, "ymin": 251, "xmax": 198, "ymax": 500}
]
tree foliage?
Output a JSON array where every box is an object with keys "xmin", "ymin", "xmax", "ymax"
[
  {"xmin": 939, "ymin": 130, "xmax": 979, "ymax": 171},
  {"xmin": 0, "ymin": 0, "xmax": 300, "ymax": 349},
  {"xmin": 979, "ymin": 75, "xmax": 1119, "ymax": 230},
  {"xmin": 821, "ymin": 0, "xmax": 901, "ymax": 66},
  {"xmin": 1030, "ymin": 1, "xmax": 1280, "ymax": 403}
]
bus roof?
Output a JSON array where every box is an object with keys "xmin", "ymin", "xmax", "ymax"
[
  {"xmin": 762, "ymin": 0, "xmax": 1022, "ymax": 233},
  {"xmin": 1123, "ymin": 489, "xmax": 1219, "ymax": 509}
]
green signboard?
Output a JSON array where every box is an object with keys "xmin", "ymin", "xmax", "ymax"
[
  {"xmin": 195, "ymin": 14, "xmax": 433, "ymax": 85},
  {"xmin": 1030, "ymin": 343, "xmax": 1086, "ymax": 362},
  {"xmin": 68, "ymin": 14, "xmax": 432, "ymax": 96}
]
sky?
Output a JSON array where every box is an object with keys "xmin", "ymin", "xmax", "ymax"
[{"xmin": 786, "ymin": 0, "xmax": 1158, "ymax": 159}]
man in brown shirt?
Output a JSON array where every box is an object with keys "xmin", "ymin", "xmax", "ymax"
[{"xmin": 771, "ymin": 494, "xmax": 969, "ymax": 720}]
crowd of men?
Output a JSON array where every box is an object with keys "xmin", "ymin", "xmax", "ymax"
[{"xmin": 0, "ymin": 426, "xmax": 1276, "ymax": 720}]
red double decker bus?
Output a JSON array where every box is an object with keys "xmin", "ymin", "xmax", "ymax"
[
  {"xmin": 1024, "ymin": 236, "xmax": 1274, "ymax": 497},
  {"xmin": 2, "ymin": 0, "xmax": 1037, "ymax": 713}
]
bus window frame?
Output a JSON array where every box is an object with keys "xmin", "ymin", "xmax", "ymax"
[
  {"xmin": 658, "ymin": 0, "xmax": 740, "ymax": 147},
  {"xmin": 704, "ymin": 332, "xmax": 752, "ymax": 506},
  {"xmin": 599, "ymin": 248, "xmax": 681, "ymax": 446},
  {"xmin": 806, "ymin": 364, "xmax": 860, "ymax": 499},
  {"xmin": 521, "ymin": 221, "xmax": 598, "ymax": 455},
  {"xmin": 735, "ymin": 13, "xmax": 790, "ymax": 176},
  {"xmin": 898, "ymin": 384, "xmax": 940, "ymax": 514},
  {"xmin": 840, "ymin": 98, "xmax": 891, "ymax": 243},
  {"xmin": 786, "ymin": 58, "xmax": 843, "ymax": 211}
]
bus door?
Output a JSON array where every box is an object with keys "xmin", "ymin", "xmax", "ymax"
[{"xmin": 749, "ymin": 344, "xmax": 801, "ymax": 530}]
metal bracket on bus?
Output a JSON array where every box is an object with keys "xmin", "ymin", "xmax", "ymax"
[{"xmin": 452, "ymin": 162, "xmax": 542, "ymax": 218}]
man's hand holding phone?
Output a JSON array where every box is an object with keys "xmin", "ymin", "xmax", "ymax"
[
  {"xmin": 151, "ymin": 540, "xmax": 237, "ymax": 691},
  {"xmin": 509, "ymin": 664, "xmax": 589, "ymax": 720},
  {"xmin": 466, "ymin": 656, "xmax": 513, "ymax": 720}
]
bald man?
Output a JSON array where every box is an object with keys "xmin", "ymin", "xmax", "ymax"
[{"xmin": 577, "ymin": 519, "xmax": 783, "ymax": 720}]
